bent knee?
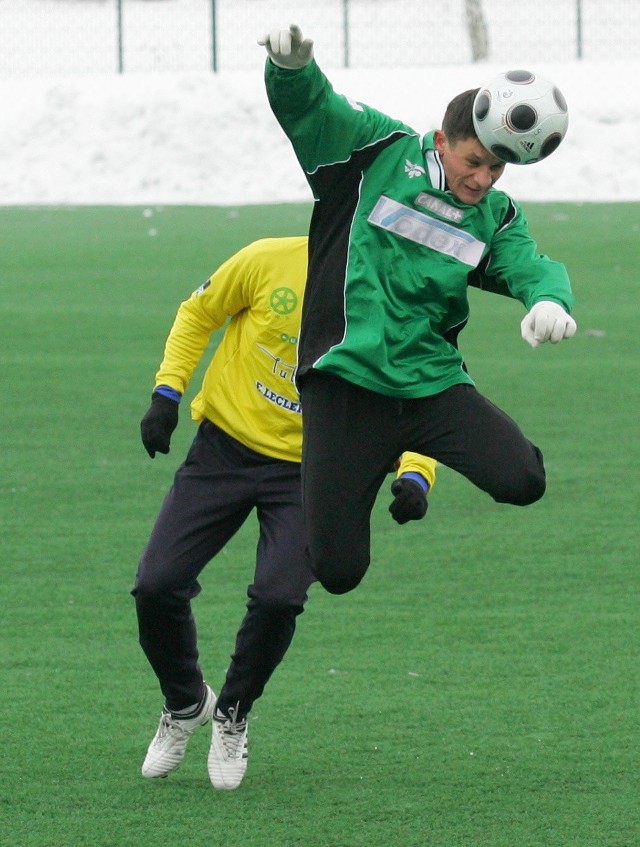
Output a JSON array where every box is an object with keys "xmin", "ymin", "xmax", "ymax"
[
  {"xmin": 250, "ymin": 574, "xmax": 313, "ymax": 608},
  {"xmin": 311, "ymin": 557, "xmax": 369, "ymax": 596},
  {"xmin": 491, "ymin": 443, "xmax": 546, "ymax": 506},
  {"xmin": 131, "ymin": 575, "xmax": 170, "ymax": 604},
  {"xmin": 246, "ymin": 591, "xmax": 306, "ymax": 618},
  {"xmin": 132, "ymin": 562, "xmax": 199, "ymax": 604},
  {"xmin": 320, "ymin": 576, "xmax": 363, "ymax": 595},
  {"xmin": 494, "ymin": 469, "xmax": 546, "ymax": 506}
]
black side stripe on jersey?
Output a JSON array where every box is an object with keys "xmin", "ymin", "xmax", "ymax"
[
  {"xmin": 497, "ymin": 197, "xmax": 518, "ymax": 233},
  {"xmin": 426, "ymin": 148, "xmax": 447, "ymax": 191},
  {"xmin": 443, "ymin": 315, "xmax": 469, "ymax": 350},
  {"xmin": 468, "ymin": 199, "xmax": 519, "ymax": 292},
  {"xmin": 298, "ymin": 135, "xmax": 409, "ymax": 380},
  {"xmin": 467, "ymin": 252, "xmax": 491, "ymax": 292},
  {"xmin": 306, "ymin": 129, "xmax": 416, "ymax": 177}
]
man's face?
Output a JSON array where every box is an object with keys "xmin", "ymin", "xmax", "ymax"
[{"xmin": 434, "ymin": 131, "xmax": 506, "ymax": 205}]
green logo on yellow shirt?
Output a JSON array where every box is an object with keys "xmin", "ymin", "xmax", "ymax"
[{"xmin": 270, "ymin": 287, "xmax": 298, "ymax": 315}]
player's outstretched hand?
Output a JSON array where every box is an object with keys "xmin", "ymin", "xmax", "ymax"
[
  {"xmin": 140, "ymin": 392, "xmax": 179, "ymax": 458},
  {"xmin": 258, "ymin": 24, "xmax": 314, "ymax": 69},
  {"xmin": 521, "ymin": 300, "xmax": 577, "ymax": 348},
  {"xmin": 389, "ymin": 478, "xmax": 429, "ymax": 525}
]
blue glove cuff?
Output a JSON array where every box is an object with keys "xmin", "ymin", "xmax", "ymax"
[
  {"xmin": 400, "ymin": 472, "xmax": 429, "ymax": 493},
  {"xmin": 155, "ymin": 385, "xmax": 182, "ymax": 403}
]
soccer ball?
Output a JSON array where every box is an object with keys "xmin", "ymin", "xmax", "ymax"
[{"xmin": 472, "ymin": 69, "xmax": 569, "ymax": 165}]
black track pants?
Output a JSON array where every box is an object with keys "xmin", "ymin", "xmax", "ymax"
[
  {"xmin": 300, "ymin": 373, "xmax": 546, "ymax": 595},
  {"xmin": 132, "ymin": 420, "xmax": 314, "ymax": 713}
]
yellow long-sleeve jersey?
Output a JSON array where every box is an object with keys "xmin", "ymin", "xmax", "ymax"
[{"xmin": 154, "ymin": 236, "xmax": 437, "ymax": 487}]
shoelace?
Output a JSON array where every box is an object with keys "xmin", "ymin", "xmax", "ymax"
[
  {"xmin": 155, "ymin": 712, "xmax": 191, "ymax": 742},
  {"xmin": 216, "ymin": 707, "xmax": 247, "ymax": 759}
]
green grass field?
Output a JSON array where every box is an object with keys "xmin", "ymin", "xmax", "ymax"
[{"xmin": 2, "ymin": 202, "xmax": 638, "ymax": 847}]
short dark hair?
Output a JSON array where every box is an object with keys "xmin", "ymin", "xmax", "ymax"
[{"xmin": 442, "ymin": 88, "xmax": 480, "ymax": 143}]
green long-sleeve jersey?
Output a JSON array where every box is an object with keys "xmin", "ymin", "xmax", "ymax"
[{"xmin": 265, "ymin": 59, "xmax": 575, "ymax": 399}]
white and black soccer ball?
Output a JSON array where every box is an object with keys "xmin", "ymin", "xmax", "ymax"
[{"xmin": 473, "ymin": 69, "xmax": 569, "ymax": 165}]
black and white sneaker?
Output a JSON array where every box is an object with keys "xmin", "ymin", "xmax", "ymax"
[
  {"xmin": 141, "ymin": 684, "xmax": 216, "ymax": 778},
  {"xmin": 207, "ymin": 704, "xmax": 248, "ymax": 790}
]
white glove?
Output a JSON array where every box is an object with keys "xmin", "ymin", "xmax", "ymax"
[
  {"xmin": 520, "ymin": 300, "xmax": 577, "ymax": 348},
  {"xmin": 258, "ymin": 24, "xmax": 314, "ymax": 69}
]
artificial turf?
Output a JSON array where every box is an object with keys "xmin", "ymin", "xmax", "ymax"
[{"xmin": 2, "ymin": 202, "xmax": 638, "ymax": 847}]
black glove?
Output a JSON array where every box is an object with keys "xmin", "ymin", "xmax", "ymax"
[
  {"xmin": 389, "ymin": 477, "xmax": 428, "ymax": 525},
  {"xmin": 140, "ymin": 392, "xmax": 179, "ymax": 458}
]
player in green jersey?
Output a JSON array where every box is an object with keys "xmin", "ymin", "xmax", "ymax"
[{"xmin": 259, "ymin": 26, "xmax": 577, "ymax": 596}]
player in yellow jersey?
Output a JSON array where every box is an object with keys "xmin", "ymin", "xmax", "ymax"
[{"xmin": 132, "ymin": 237, "xmax": 437, "ymax": 790}]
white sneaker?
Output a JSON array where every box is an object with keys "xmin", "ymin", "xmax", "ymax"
[
  {"xmin": 207, "ymin": 704, "xmax": 248, "ymax": 790},
  {"xmin": 141, "ymin": 684, "xmax": 216, "ymax": 778}
]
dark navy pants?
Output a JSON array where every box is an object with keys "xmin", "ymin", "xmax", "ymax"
[
  {"xmin": 132, "ymin": 420, "xmax": 314, "ymax": 715},
  {"xmin": 300, "ymin": 373, "xmax": 546, "ymax": 596}
]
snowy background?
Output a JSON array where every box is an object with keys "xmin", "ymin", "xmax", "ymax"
[{"xmin": 1, "ymin": 0, "xmax": 639, "ymax": 205}]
